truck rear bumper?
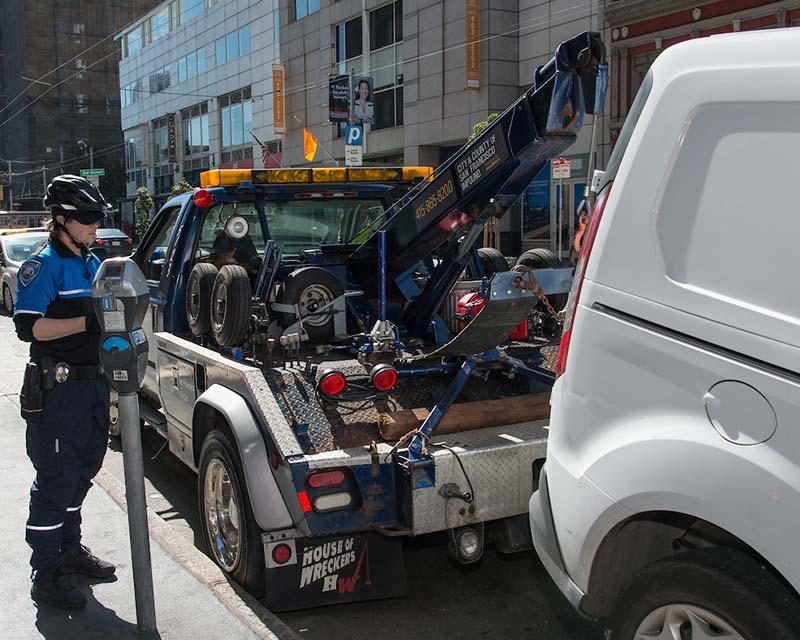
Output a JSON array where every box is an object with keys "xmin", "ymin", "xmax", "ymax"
[{"xmin": 529, "ymin": 468, "xmax": 586, "ymax": 612}]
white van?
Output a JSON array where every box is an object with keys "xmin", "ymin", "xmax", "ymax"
[{"xmin": 530, "ymin": 29, "xmax": 800, "ymax": 639}]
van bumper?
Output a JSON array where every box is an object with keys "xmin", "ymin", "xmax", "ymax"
[{"xmin": 530, "ymin": 468, "xmax": 587, "ymax": 613}]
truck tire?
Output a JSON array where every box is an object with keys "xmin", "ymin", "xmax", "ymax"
[
  {"xmin": 198, "ymin": 430, "xmax": 265, "ymax": 597},
  {"xmin": 477, "ymin": 247, "xmax": 510, "ymax": 277},
  {"xmin": 210, "ymin": 265, "xmax": 251, "ymax": 347},
  {"xmin": 516, "ymin": 248, "xmax": 567, "ymax": 311},
  {"xmin": 278, "ymin": 267, "xmax": 344, "ymax": 342},
  {"xmin": 187, "ymin": 263, "xmax": 219, "ymax": 336},
  {"xmin": 605, "ymin": 547, "xmax": 800, "ymax": 640}
]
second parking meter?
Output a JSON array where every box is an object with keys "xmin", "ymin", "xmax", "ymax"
[{"xmin": 92, "ymin": 257, "xmax": 157, "ymax": 633}]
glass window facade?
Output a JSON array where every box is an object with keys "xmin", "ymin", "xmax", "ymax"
[
  {"xmin": 295, "ymin": 0, "xmax": 320, "ymax": 21},
  {"xmin": 219, "ymin": 88, "xmax": 253, "ymax": 150},
  {"xmin": 181, "ymin": 103, "xmax": 210, "ymax": 157},
  {"xmin": 370, "ymin": 1, "xmax": 403, "ymax": 130},
  {"xmin": 216, "ymin": 27, "xmax": 250, "ymax": 66}
]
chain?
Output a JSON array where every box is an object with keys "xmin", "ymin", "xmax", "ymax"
[{"xmin": 511, "ymin": 265, "xmax": 563, "ymax": 324}]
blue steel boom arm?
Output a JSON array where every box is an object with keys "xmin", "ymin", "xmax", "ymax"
[{"xmin": 347, "ymin": 32, "xmax": 606, "ymax": 337}]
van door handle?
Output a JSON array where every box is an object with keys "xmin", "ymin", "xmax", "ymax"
[{"xmin": 172, "ymin": 365, "xmax": 179, "ymax": 389}]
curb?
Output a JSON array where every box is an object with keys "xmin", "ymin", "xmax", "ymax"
[{"xmin": 94, "ymin": 467, "xmax": 301, "ymax": 640}]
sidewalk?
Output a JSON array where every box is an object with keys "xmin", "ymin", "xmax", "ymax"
[{"xmin": 0, "ymin": 386, "xmax": 298, "ymax": 639}]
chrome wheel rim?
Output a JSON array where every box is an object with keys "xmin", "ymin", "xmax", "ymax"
[
  {"xmin": 635, "ymin": 604, "xmax": 745, "ymax": 640},
  {"xmin": 3, "ymin": 286, "xmax": 11, "ymax": 311},
  {"xmin": 203, "ymin": 458, "xmax": 241, "ymax": 571},
  {"xmin": 297, "ymin": 284, "xmax": 334, "ymax": 327}
]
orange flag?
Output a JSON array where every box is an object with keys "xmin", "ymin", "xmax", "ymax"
[{"xmin": 303, "ymin": 128, "xmax": 318, "ymax": 162}]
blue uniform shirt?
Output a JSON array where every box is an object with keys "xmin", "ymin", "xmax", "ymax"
[{"xmin": 14, "ymin": 237, "xmax": 101, "ymax": 365}]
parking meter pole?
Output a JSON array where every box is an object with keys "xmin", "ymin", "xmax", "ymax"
[
  {"xmin": 118, "ymin": 392, "xmax": 156, "ymax": 632},
  {"xmin": 92, "ymin": 258, "xmax": 156, "ymax": 634}
]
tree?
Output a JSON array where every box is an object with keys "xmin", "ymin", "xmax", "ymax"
[
  {"xmin": 468, "ymin": 113, "xmax": 499, "ymax": 141},
  {"xmin": 169, "ymin": 178, "xmax": 194, "ymax": 198},
  {"xmin": 134, "ymin": 187, "xmax": 154, "ymax": 240}
]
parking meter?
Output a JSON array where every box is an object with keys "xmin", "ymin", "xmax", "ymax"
[
  {"xmin": 92, "ymin": 258, "xmax": 149, "ymax": 392},
  {"xmin": 91, "ymin": 257, "xmax": 156, "ymax": 633}
]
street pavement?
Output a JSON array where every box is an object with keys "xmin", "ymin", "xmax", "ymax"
[
  {"xmin": 1, "ymin": 310, "xmax": 603, "ymax": 639},
  {"xmin": 0, "ymin": 311, "xmax": 297, "ymax": 640}
]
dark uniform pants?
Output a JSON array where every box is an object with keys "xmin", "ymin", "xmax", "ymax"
[{"xmin": 24, "ymin": 378, "xmax": 109, "ymax": 578}]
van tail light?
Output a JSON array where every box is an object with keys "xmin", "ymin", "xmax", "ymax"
[{"xmin": 556, "ymin": 181, "xmax": 612, "ymax": 378}]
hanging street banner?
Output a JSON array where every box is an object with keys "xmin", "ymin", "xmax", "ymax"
[
  {"xmin": 466, "ymin": 0, "xmax": 480, "ymax": 91},
  {"xmin": 273, "ymin": 64, "xmax": 286, "ymax": 135},
  {"xmin": 167, "ymin": 113, "xmax": 177, "ymax": 162},
  {"xmin": 352, "ymin": 76, "xmax": 374, "ymax": 124},
  {"xmin": 329, "ymin": 74, "xmax": 350, "ymax": 122}
]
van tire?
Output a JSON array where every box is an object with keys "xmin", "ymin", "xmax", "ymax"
[
  {"xmin": 605, "ymin": 547, "xmax": 800, "ymax": 640},
  {"xmin": 198, "ymin": 430, "xmax": 265, "ymax": 597},
  {"xmin": 187, "ymin": 263, "xmax": 219, "ymax": 336},
  {"xmin": 516, "ymin": 248, "xmax": 567, "ymax": 311},
  {"xmin": 210, "ymin": 265, "xmax": 251, "ymax": 347},
  {"xmin": 477, "ymin": 247, "xmax": 510, "ymax": 277},
  {"xmin": 278, "ymin": 267, "xmax": 344, "ymax": 342}
]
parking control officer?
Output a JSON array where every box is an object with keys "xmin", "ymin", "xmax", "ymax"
[{"xmin": 14, "ymin": 174, "xmax": 116, "ymax": 610}]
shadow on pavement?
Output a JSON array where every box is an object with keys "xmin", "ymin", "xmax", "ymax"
[{"xmin": 34, "ymin": 582, "xmax": 162, "ymax": 640}]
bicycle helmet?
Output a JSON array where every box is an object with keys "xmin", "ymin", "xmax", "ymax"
[{"xmin": 44, "ymin": 174, "xmax": 111, "ymax": 224}]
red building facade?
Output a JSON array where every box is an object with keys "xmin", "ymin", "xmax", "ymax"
[{"xmin": 602, "ymin": 0, "xmax": 799, "ymax": 145}]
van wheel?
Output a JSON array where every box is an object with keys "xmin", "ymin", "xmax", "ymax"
[
  {"xmin": 278, "ymin": 267, "xmax": 344, "ymax": 342},
  {"xmin": 516, "ymin": 248, "xmax": 567, "ymax": 311},
  {"xmin": 198, "ymin": 430, "xmax": 265, "ymax": 596},
  {"xmin": 187, "ymin": 263, "xmax": 219, "ymax": 336},
  {"xmin": 605, "ymin": 548, "xmax": 800, "ymax": 640},
  {"xmin": 210, "ymin": 265, "xmax": 251, "ymax": 347}
]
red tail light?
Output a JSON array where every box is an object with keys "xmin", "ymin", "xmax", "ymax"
[
  {"xmin": 127, "ymin": 238, "xmax": 134, "ymax": 246},
  {"xmin": 95, "ymin": 238, "xmax": 105, "ymax": 246},
  {"xmin": 318, "ymin": 369, "xmax": 347, "ymax": 396},
  {"xmin": 307, "ymin": 470, "xmax": 345, "ymax": 488},
  {"xmin": 193, "ymin": 189, "xmax": 214, "ymax": 208},
  {"xmin": 297, "ymin": 490, "xmax": 312, "ymax": 513},
  {"xmin": 271, "ymin": 543, "xmax": 292, "ymax": 565},
  {"xmin": 556, "ymin": 182, "xmax": 612, "ymax": 378},
  {"xmin": 370, "ymin": 364, "xmax": 398, "ymax": 392}
]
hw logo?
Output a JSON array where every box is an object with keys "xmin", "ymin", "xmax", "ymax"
[{"xmin": 345, "ymin": 124, "xmax": 364, "ymax": 146}]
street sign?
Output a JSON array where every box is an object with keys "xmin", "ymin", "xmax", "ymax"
[
  {"xmin": 552, "ymin": 158, "xmax": 571, "ymax": 179},
  {"xmin": 345, "ymin": 124, "xmax": 364, "ymax": 147},
  {"xmin": 80, "ymin": 168, "xmax": 105, "ymax": 177},
  {"xmin": 345, "ymin": 145, "xmax": 363, "ymax": 167}
]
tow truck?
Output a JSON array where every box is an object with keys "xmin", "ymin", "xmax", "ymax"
[{"xmin": 131, "ymin": 32, "xmax": 606, "ymax": 610}]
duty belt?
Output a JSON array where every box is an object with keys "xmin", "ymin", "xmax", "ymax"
[{"xmin": 38, "ymin": 357, "xmax": 103, "ymax": 389}]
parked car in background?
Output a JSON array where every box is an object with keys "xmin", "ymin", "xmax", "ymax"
[
  {"xmin": 91, "ymin": 228, "xmax": 134, "ymax": 260},
  {"xmin": 0, "ymin": 231, "xmax": 48, "ymax": 312}
]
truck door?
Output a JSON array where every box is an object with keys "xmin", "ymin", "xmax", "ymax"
[{"xmin": 135, "ymin": 205, "xmax": 182, "ymax": 397}]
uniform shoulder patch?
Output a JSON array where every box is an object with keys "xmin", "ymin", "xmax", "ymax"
[{"xmin": 18, "ymin": 259, "xmax": 42, "ymax": 288}]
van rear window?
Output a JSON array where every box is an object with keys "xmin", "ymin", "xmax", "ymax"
[{"xmin": 604, "ymin": 71, "xmax": 653, "ymax": 183}]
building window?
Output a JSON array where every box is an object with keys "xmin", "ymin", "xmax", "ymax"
[
  {"xmin": 178, "ymin": 47, "xmax": 208, "ymax": 83},
  {"xmin": 151, "ymin": 6, "xmax": 171, "ymax": 41},
  {"xmin": 335, "ymin": 17, "xmax": 363, "ymax": 75},
  {"xmin": 295, "ymin": 0, "xmax": 320, "ymax": 21},
  {"xmin": 273, "ymin": 10, "xmax": 280, "ymax": 41},
  {"xmin": 152, "ymin": 116, "xmax": 171, "ymax": 164},
  {"xmin": 126, "ymin": 132, "xmax": 147, "ymax": 188},
  {"xmin": 370, "ymin": 1, "xmax": 403, "ymax": 130},
  {"xmin": 180, "ymin": 0, "xmax": 206, "ymax": 24},
  {"xmin": 630, "ymin": 50, "xmax": 659, "ymax": 107},
  {"xmin": 219, "ymin": 88, "xmax": 253, "ymax": 163},
  {"xmin": 181, "ymin": 103, "xmax": 209, "ymax": 158},
  {"xmin": 182, "ymin": 156, "xmax": 211, "ymax": 187},
  {"xmin": 121, "ymin": 80, "xmax": 143, "ymax": 108},
  {"xmin": 76, "ymin": 94, "xmax": 88, "ymax": 114},
  {"xmin": 149, "ymin": 65, "xmax": 172, "ymax": 94},
  {"xmin": 123, "ymin": 23, "xmax": 146, "ymax": 58},
  {"xmin": 216, "ymin": 26, "xmax": 249, "ymax": 66}
]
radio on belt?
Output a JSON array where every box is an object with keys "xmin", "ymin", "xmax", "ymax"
[{"xmin": 91, "ymin": 258, "xmax": 150, "ymax": 393}]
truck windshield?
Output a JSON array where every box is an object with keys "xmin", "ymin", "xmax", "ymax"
[{"xmin": 263, "ymin": 199, "xmax": 386, "ymax": 255}]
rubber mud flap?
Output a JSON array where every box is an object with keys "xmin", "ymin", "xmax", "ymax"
[{"xmin": 264, "ymin": 532, "xmax": 406, "ymax": 611}]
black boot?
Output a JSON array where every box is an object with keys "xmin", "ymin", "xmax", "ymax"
[
  {"xmin": 31, "ymin": 573, "xmax": 87, "ymax": 610},
  {"xmin": 57, "ymin": 544, "xmax": 116, "ymax": 580}
]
